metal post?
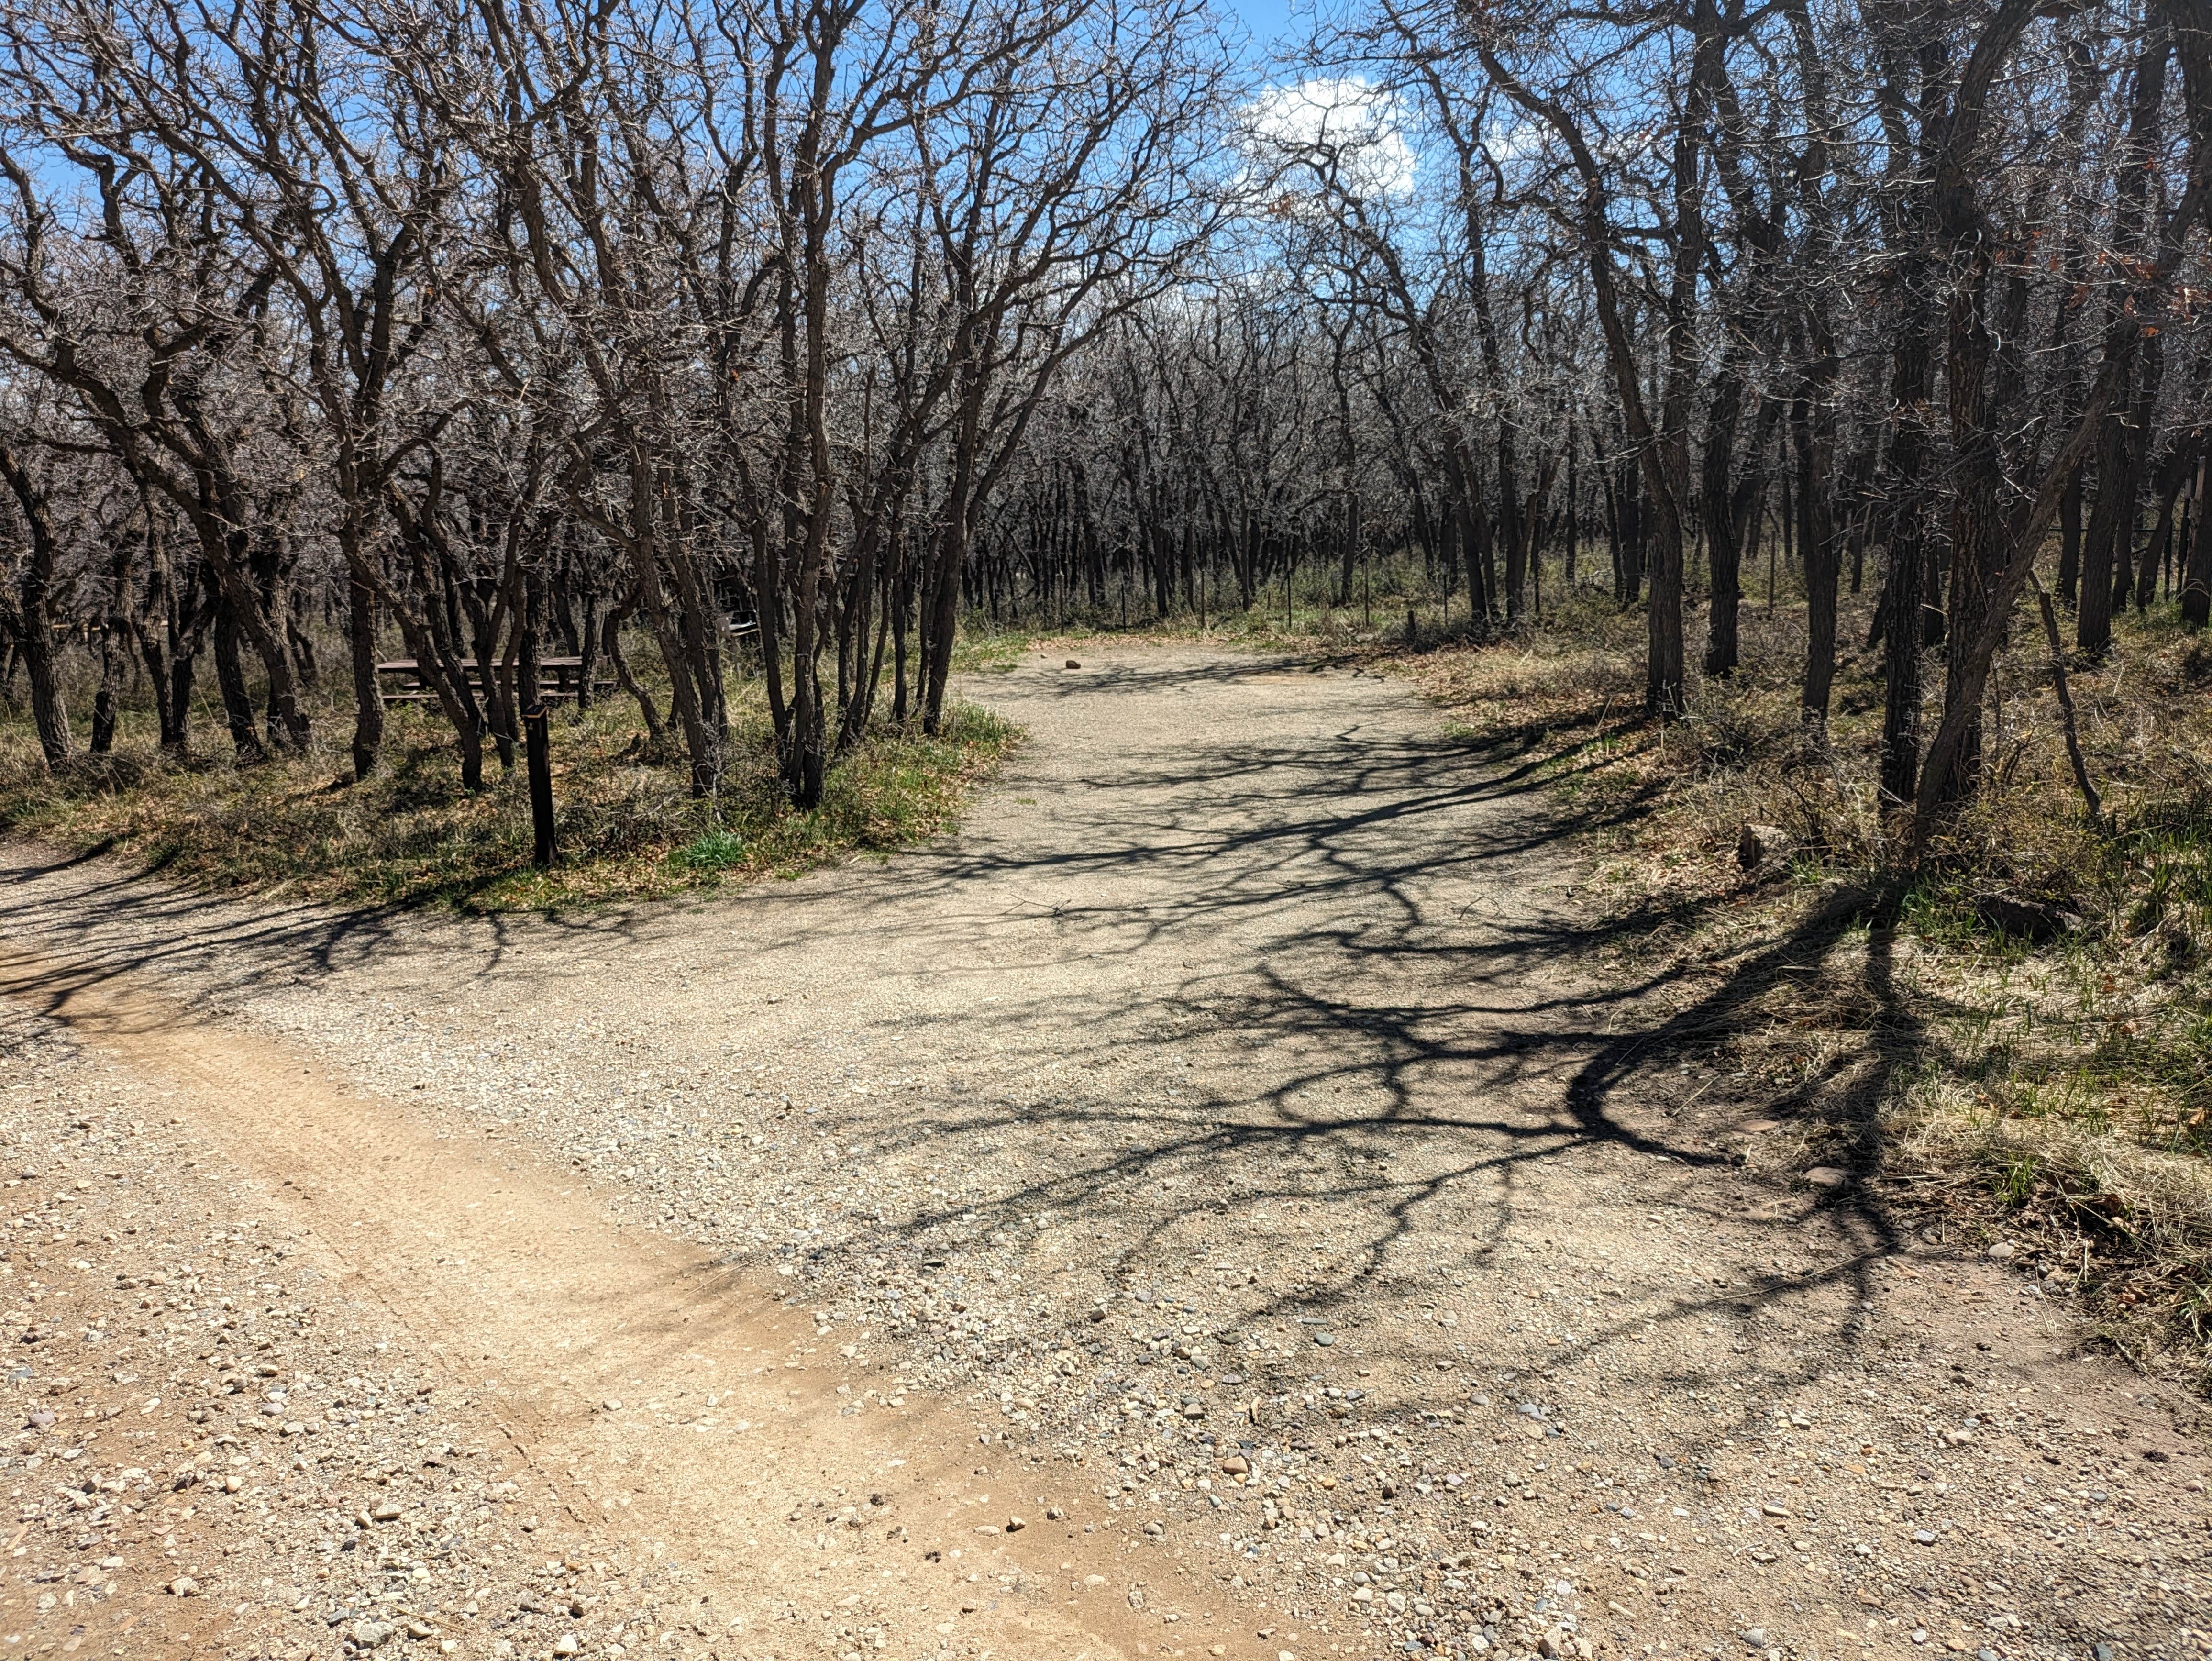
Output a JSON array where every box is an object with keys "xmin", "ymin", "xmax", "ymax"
[{"xmin": 524, "ymin": 705, "xmax": 557, "ymax": 868}]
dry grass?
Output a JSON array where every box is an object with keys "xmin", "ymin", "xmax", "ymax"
[
  {"xmin": 1381, "ymin": 581, "xmax": 2212, "ymax": 1387},
  {"xmin": 0, "ymin": 682, "xmax": 1018, "ymax": 913},
  {"xmin": 961, "ymin": 554, "xmax": 1493, "ymax": 664}
]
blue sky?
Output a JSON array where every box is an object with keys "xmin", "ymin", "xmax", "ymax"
[{"xmin": 1220, "ymin": 0, "xmax": 1297, "ymax": 60}]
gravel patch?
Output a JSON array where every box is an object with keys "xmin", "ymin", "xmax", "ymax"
[
  {"xmin": 0, "ymin": 1003, "xmax": 676, "ymax": 1660},
  {"xmin": 3, "ymin": 646, "xmax": 2206, "ymax": 1661}
]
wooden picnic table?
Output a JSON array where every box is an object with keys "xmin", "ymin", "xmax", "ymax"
[{"xmin": 374, "ymin": 656, "xmax": 611, "ymax": 709}]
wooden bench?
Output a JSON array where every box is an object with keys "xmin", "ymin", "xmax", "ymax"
[{"xmin": 375, "ymin": 657, "xmax": 613, "ymax": 710}]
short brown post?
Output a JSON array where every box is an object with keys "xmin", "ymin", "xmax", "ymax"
[{"xmin": 523, "ymin": 705, "xmax": 557, "ymax": 868}]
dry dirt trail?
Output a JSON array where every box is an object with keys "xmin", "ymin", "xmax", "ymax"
[{"xmin": 0, "ymin": 646, "xmax": 2205, "ymax": 1661}]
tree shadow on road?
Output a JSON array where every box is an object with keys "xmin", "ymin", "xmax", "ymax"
[{"xmin": 2, "ymin": 652, "xmax": 1962, "ymax": 1497}]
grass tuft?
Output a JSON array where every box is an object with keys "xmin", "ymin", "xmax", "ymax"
[{"xmin": 673, "ymin": 829, "xmax": 750, "ymax": 873}]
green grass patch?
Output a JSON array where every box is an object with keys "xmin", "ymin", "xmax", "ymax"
[
  {"xmin": 673, "ymin": 829, "xmax": 751, "ymax": 873},
  {"xmin": 0, "ymin": 692, "xmax": 1018, "ymax": 913}
]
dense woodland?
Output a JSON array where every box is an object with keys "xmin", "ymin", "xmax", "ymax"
[{"xmin": 0, "ymin": 0, "xmax": 2209, "ymax": 851}]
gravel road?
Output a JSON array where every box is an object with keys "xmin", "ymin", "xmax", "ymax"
[{"xmin": 0, "ymin": 645, "xmax": 2205, "ymax": 1661}]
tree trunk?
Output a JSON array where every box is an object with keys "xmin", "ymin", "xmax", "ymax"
[
  {"xmin": 602, "ymin": 597, "xmax": 668, "ymax": 761},
  {"xmin": 0, "ymin": 441, "xmax": 72, "ymax": 768},
  {"xmin": 1796, "ymin": 392, "xmax": 1840, "ymax": 724},
  {"xmin": 575, "ymin": 588, "xmax": 601, "ymax": 712},
  {"xmin": 2076, "ymin": 26, "xmax": 2169, "ymax": 657},
  {"xmin": 347, "ymin": 564, "xmax": 384, "ymax": 782},
  {"xmin": 90, "ymin": 622, "xmax": 123, "ymax": 756},
  {"xmin": 2181, "ymin": 460, "xmax": 2211, "ymax": 629},
  {"xmin": 1876, "ymin": 259, "xmax": 1939, "ymax": 802},
  {"xmin": 2057, "ymin": 476, "xmax": 2083, "ymax": 608},
  {"xmin": 1937, "ymin": 233, "xmax": 2007, "ymax": 806},
  {"xmin": 19, "ymin": 595, "xmax": 70, "ymax": 768},
  {"xmin": 1700, "ymin": 357, "xmax": 1747, "ymax": 678},
  {"xmin": 2136, "ymin": 444, "xmax": 2196, "ymax": 610}
]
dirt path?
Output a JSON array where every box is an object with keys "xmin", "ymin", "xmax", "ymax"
[
  {"xmin": 1, "ymin": 646, "xmax": 2206, "ymax": 1661},
  {"xmin": 0, "ymin": 943, "xmax": 1195, "ymax": 1661}
]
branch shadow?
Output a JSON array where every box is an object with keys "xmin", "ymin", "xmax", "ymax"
[{"xmin": 1, "ymin": 650, "xmax": 1988, "ymax": 1617}]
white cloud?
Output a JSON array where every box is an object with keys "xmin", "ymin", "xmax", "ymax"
[{"xmin": 1246, "ymin": 77, "xmax": 1416, "ymax": 201}]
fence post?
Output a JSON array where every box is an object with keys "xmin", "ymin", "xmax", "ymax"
[{"xmin": 524, "ymin": 705, "xmax": 557, "ymax": 868}]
